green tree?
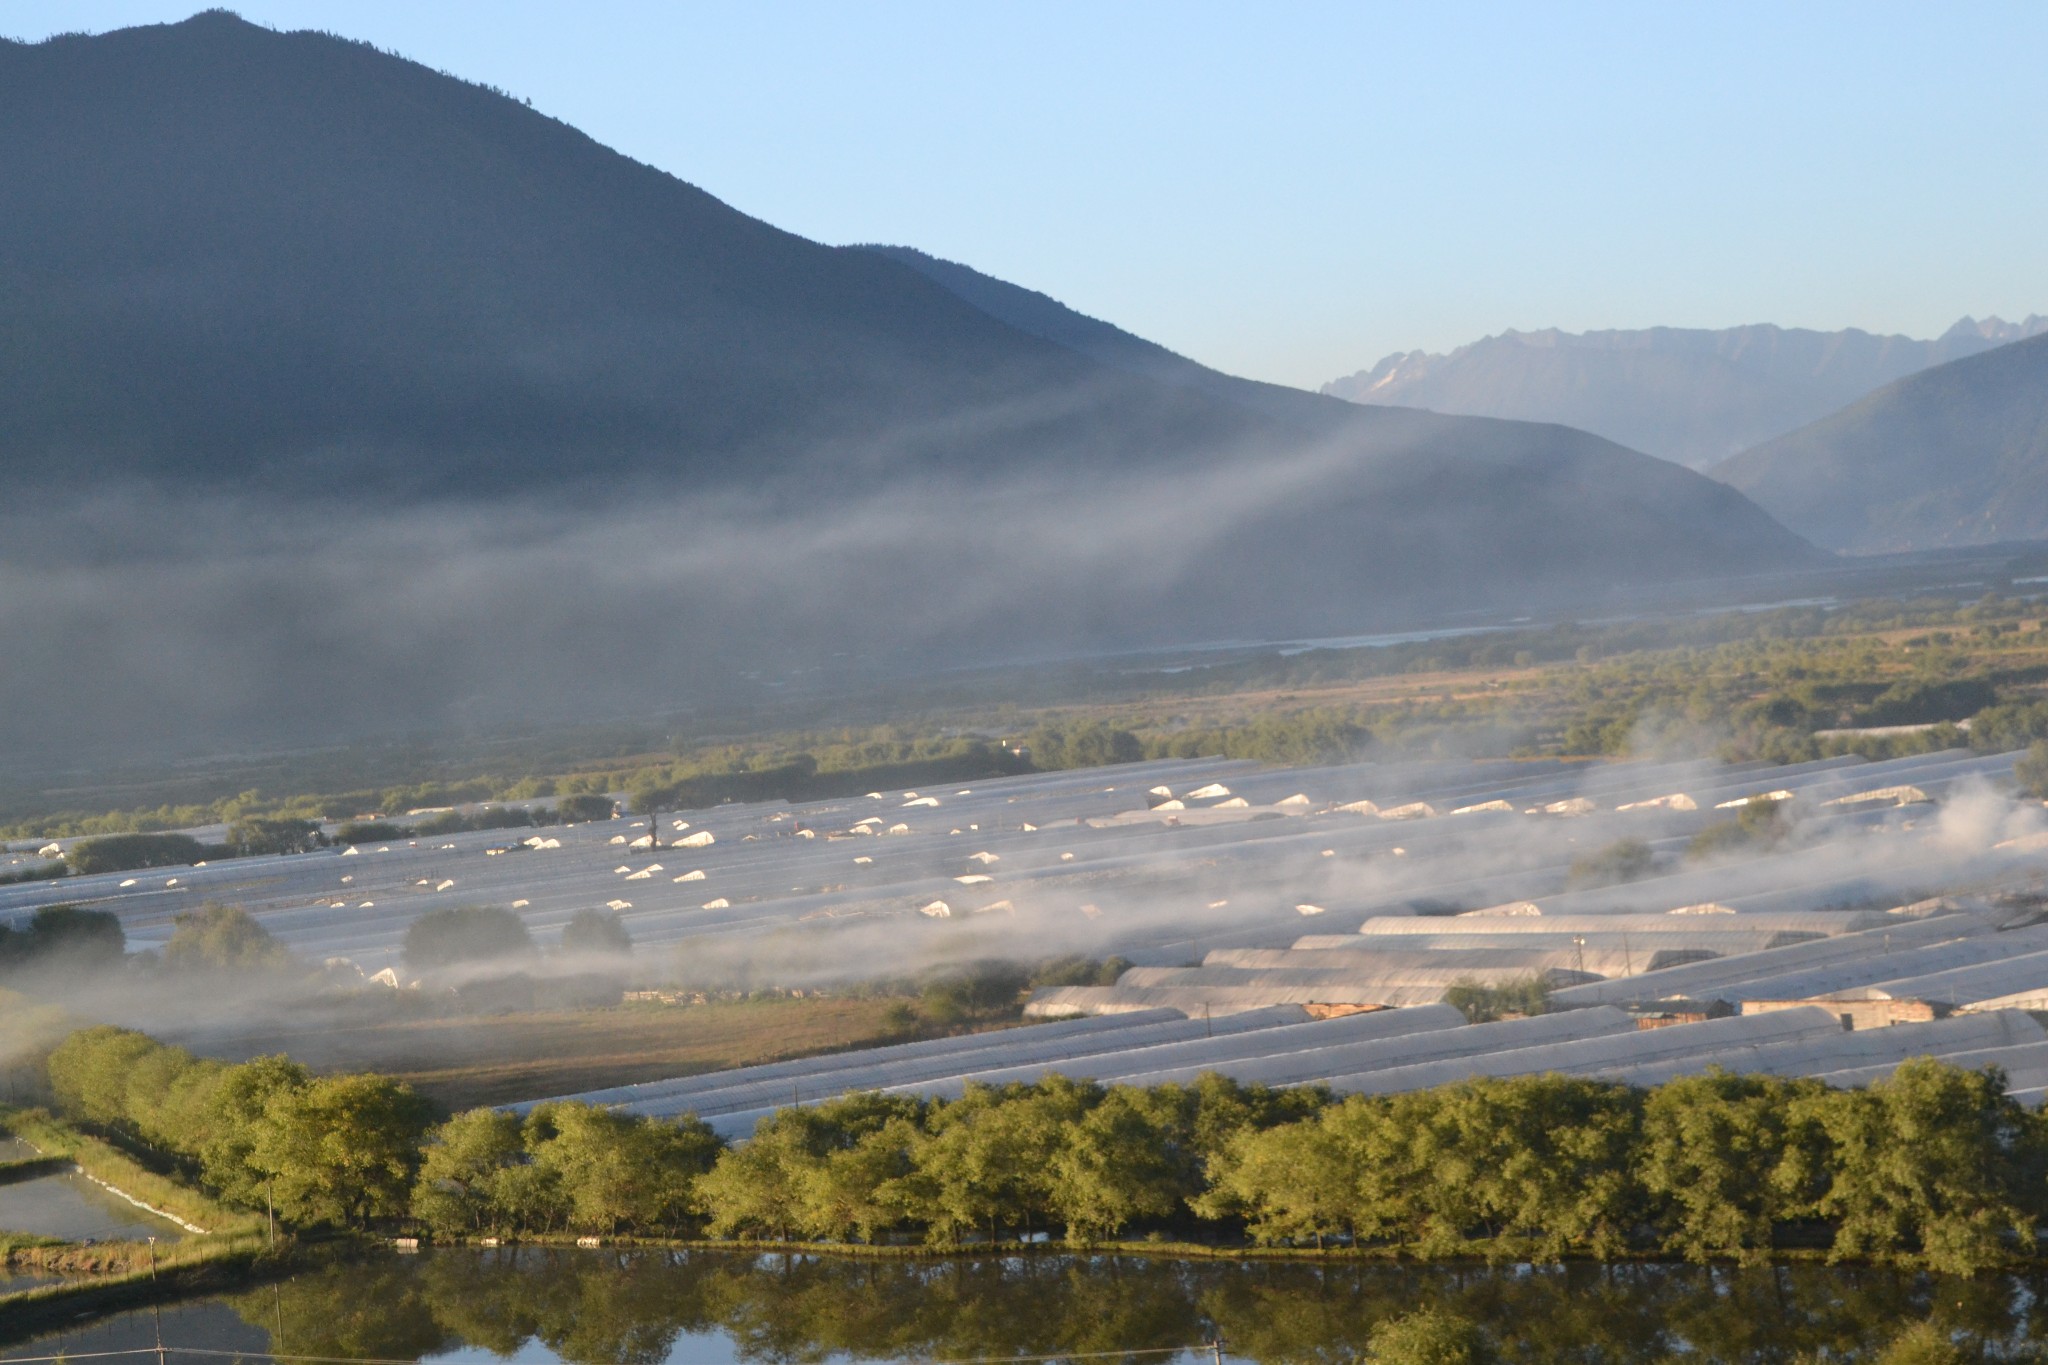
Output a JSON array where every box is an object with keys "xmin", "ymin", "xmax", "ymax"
[
  {"xmin": 413, "ymin": 1107, "xmax": 529, "ymax": 1236},
  {"xmin": 1439, "ymin": 1076, "xmax": 1644, "ymax": 1261},
  {"xmin": 1807, "ymin": 1058, "xmax": 2033, "ymax": 1274},
  {"xmin": 1028, "ymin": 955, "xmax": 1132, "ymax": 988},
  {"xmin": 45, "ymin": 1025, "xmax": 163, "ymax": 1128},
  {"xmin": 556, "ymin": 794, "xmax": 617, "ymax": 822},
  {"xmin": 1196, "ymin": 1103, "xmax": 1358, "ymax": 1246},
  {"xmin": 164, "ymin": 902, "xmax": 297, "ymax": 973},
  {"xmin": 1023, "ymin": 722, "xmax": 1141, "ymax": 770},
  {"xmin": 560, "ymin": 907, "xmax": 634, "ymax": 957},
  {"xmin": 1046, "ymin": 1085, "xmax": 1187, "ymax": 1241},
  {"xmin": 121, "ymin": 1042, "xmax": 218, "ymax": 1153},
  {"xmin": 1637, "ymin": 1070, "xmax": 1829, "ymax": 1264},
  {"xmin": 66, "ymin": 832, "xmax": 204, "ymax": 875},
  {"xmin": 919, "ymin": 960, "xmax": 1029, "ymax": 1023},
  {"xmin": 895, "ymin": 1079, "xmax": 1097, "ymax": 1244},
  {"xmin": 199, "ymin": 1054, "xmax": 310, "ymax": 1206},
  {"xmin": 698, "ymin": 1109, "xmax": 817, "ymax": 1241},
  {"xmin": 1442, "ymin": 976, "xmax": 1548, "ymax": 1023},
  {"xmin": 225, "ymin": 817, "xmax": 326, "ymax": 857},
  {"xmin": 403, "ymin": 905, "xmax": 536, "ymax": 971},
  {"xmin": 1566, "ymin": 838, "xmax": 1656, "ymax": 890},
  {"xmin": 4, "ymin": 904, "xmax": 126, "ymax": 974},
  {"xmin": 334, "ymin": 821, "xmax": 412, "ymax": 844},
  {"xmin": 527, "ymin": 1101, "xmax": 721, "ymax": 1236},
  {"xmin": 800, "ymin": 1115, "xmax": 922, "ymax": 1243},
  {"xmin": 699, "ymin": 1092, "xmax": 914, "ymax": 1241},
  {"xmin": 1688, "ymin": 797, "xmax": 1791, "ymax": 861},
  {"xmin": 253, "ymin": 1073, "xmax": 436, "ymax": 1228}
]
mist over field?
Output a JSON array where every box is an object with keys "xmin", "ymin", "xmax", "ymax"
[{"xmin": 0, "ymin": 425, "xmax": 1815, "ymax": 768}]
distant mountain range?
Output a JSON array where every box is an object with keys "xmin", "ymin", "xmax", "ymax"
[
  {"xmin": 1712, "ymin": 332, "xmax": 2048, "ymax": 553},
  {"xmin": 1323, "ymin": 319, "xmax": 2048, "ymax": 470},
  {"xmin": 0, "ymin": 13, "xmax": 1822, "ymax": 758}
]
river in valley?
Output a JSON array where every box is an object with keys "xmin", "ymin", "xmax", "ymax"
[{"xmin": 8, "ymin": 1248, "xmax": 2048, "ymax": 1363}]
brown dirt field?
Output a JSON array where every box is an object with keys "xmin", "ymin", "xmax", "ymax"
[{"xmin": 181, "ymin": 997, "xmax": 988, "ymax": 1111}]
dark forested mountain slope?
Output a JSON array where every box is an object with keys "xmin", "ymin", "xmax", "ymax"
[
  {"xmin": 1323, "ymin": 319, "xmax": 2048, "ymax": 470},
  {"xmin": 0, "ymin": 14, "xmax": 1800, "ymax": 540},
  {"xmin": 1712, "ymin": 332, "xmax": 2048, "ymax": 553},
  {"xmin": 855, "ymin": 244, "xmax": 1348, "ymax": 429},
  {"xmin": 0, "ymin": 13, "xmax": 1828, "ymax": 759},
  {"xmin": 0, "ymin": 11, "xmax": 1289, "ymax": 497}
]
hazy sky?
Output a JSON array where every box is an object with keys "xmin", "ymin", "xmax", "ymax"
[{"xmin": 10, "ymin": 2, "xmax": 2046, "ymax": 387}]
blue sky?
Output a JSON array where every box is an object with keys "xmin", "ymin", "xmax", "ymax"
[{"xmin": 9, "ymin": 2, "xmax": 2046, "ymax": 387}]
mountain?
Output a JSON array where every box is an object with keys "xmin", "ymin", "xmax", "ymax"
[
  {"xmin": 856, "ymin": 244, "xmax": 1340, "ymax": 429},
  {"xmin": 0, "ymin": 12, "xmax": 1823, "ymax": 759},
  {"xmin": 1711, "ymin": 332, "xmax": 2048, "ymax": 552},
  {"xmin": 1, "ymin": 12, "xmax": 1267, "ymax": 500},
  {"xmin": 1322, "ymin": 319, "xmax": 2048, "ymax": 470}
]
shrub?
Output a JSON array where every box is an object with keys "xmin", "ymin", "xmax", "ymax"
[
  {"xmin": 1444, "ymin": 976, "xmax": 1548, "ymax": 1023},
  {"xmin": 1028, "ymin": 955, "xmax": 1132, "ymax": 988},
  {"xmin": 1567, "ymin": 838, "xmax": 1656, "ymax": 890},
  {"xmin": 559, "ymin": 907, "xmax": 633, "ymax": 957},
  {"xmin": 67, "ymin": 832, "xmax": 204, "ymax": 875},
  {"xmin": 403, "ymin": 905, "xmax": 536, "ymax": 971},
  {"xmin": 334, "ymin": 821, "xmax": 412, "ymax": 845},
  {"xmin": 0, "ymin": 905, "xmax": 126, "ymax": 974},
  {"xmin": 2017, "ymin": 740, "xmax": 2048, "ymax": 800},
  {"xmin": 164, "ymin": 902, "xmax": 297, "ymax": 974},
  {"xmin": 919, "ymin": 960, "xmax": 1030, "ymax": 1022},
  {"xmin": 225, "ymin": 817, "xmax": 326, "ymax": 857},
  {"xmin": 556, "ymin": 794, "xmax": 616, "ymax": 823}
]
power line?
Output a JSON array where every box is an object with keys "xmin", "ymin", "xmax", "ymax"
[{"xmin": 1, "ymin": 1344, "xmax": 1209, "ymax": 1365}]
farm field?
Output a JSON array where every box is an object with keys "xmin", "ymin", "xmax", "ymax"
[{"xmin": 166, "ymin": 996, "xmax": 981, "ymax": 1111}]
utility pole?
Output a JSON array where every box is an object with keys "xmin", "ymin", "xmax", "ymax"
[
  {"xmin": 1210, "ymin": 1335, "xmax": 1227, "ymax": 1365},
  {"xmin": 266, "ymin": 1177, "xmax": 276, "ymax": 1248},
  {"xmin": 150, "ymin": 1236, "xmax": 166, "ymax": 1365}
]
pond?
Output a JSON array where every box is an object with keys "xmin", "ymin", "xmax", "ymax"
[
  {"xmin": 10, "ymin": 1249, "xmax": 2048, "ymax": 1363},
  {"xmin": 0, "ymin": 1168, "xmax": 189, "ymax": 1243}
]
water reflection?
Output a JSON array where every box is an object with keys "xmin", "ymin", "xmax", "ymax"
[
  {"xmin": 0, "ymin": 1169, "xmax": 188, "ymax": 1242},
  {"xmin": 12, "ymin": 1250, "xmax": 2048, "ymax": 1363}
]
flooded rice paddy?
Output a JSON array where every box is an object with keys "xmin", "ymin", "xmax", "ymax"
[{"xmin": 0, "ymin": 1167, "xmax": 188, "ymax": 1244}]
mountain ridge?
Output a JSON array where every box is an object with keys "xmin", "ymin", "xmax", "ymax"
[
  {"xmin": 1322, "ymin": 318, "xmax": 2048, "ymax": 469},
  {"xmin": 1711, "ymin": 332, "xmax": 2048, "ymax": 552},
  {"xmin": 854, "ymin": 244, "xmax": 1350, "ymax": 430}
]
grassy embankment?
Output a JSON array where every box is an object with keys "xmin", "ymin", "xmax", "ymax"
[
  {"xmin": 0, "ymin": 1240, "xmax": 303, "ymax": 1346},
  {"xmin": 0, "ymin": 1107, "xmax": 295, "ymax": 1338}
]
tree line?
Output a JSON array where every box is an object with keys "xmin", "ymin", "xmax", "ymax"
[
  {"xmin": 55, "ymin": 799, "xmax": 624, "ymax": 878},
  {"xmin": 30, "ymin": 1022, "xmax": 2048, "ymax": 1274}
]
